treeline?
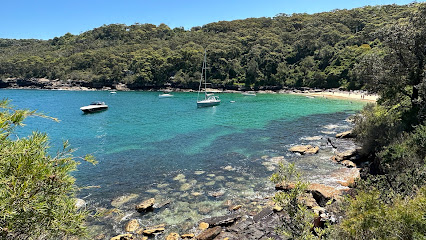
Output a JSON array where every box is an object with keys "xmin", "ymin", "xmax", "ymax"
[{"xmin": 0, "ymin": 3, "xmax": 422, "ymax": 90}]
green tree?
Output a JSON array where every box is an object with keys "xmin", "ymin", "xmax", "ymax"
[{"xmin": 0, "ymin": 100, "xmax": 95, "ymax": 239}]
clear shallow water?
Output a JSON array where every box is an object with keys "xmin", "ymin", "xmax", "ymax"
[{"xmin": 0, "ymin": 89, "xmax": 365, "ymax": 236}]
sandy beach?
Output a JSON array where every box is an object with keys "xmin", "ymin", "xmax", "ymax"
[{"xmin": 288, "ymin": 90, "xmax": 378, "ymax": 102}]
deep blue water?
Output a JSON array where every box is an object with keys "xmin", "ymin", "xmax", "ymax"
[{"xmin": 0, "ymin": 89, "xmax": 365, "ymax": 235}]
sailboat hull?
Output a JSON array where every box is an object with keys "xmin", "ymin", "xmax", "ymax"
[{"xmin": 197, "ymin": 100, "xmax": 221, "ymax": 108}]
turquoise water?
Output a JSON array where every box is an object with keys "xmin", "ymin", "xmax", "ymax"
[{"xmin": 0, "ymin": 89, "xmax": 365, "ymax": 236}]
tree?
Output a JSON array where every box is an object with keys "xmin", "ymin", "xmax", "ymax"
[
  {"xmin": 356, "ymin": 4, "xmax": 426, "ymax": 125},
  {"xmin": 0, "ymin": 100, "xmax": 95, "ymax": 239}
]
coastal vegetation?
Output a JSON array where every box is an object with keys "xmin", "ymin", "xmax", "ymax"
[
  {"xmin": 0, "ymin": 3, "xmax": 424, "ymax": 91},
  {"xmin": 271, "ymin": 3, "xmax": 425, "ymax": 239},
  {"xmin": 0, "ymin": 100, "xmax": 96, "ymax": 239},
  {"xmin": 0, "ymin": 2, "xmax": 424, "ymax": 239}
]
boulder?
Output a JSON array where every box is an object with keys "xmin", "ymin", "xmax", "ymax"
[
  {"xmin": 135, "ymin": 198, "xmax": 155, "ymax": 212},
  {"xmin": 331, "ymin": 149, "xmax": 357, "ymax": 162},
  {"xmin": 142, "ymin": 224, "xmax": 166, "ymax": 235},
  {"xmin": 202, "ymin": 213, "xmax": 241, "ymax": 227},
  {"xmin": 341, "ymin": 160, "xmax": 357, "ymax": 168},
  {"xmin": 305, "ymin": 146, "xmax": 320, "ymax": 154},
  {"xmin": 336, "ymin": 130, "xmax": 354, "ymax": 138},
  {"xmin": 308, "ymin": 183, "xmax": 343, "ymax": 206},
  {"xmin": 289, "ymin": 145, "xmax": 319, "ymax": 154},
  {"xmin": 75, "ymin": 198, "xmax": 86, "ymax": 209},
  {"xmin": 199, "ymin": 222, "xmax": 209, "ymax": 230},
  {"xmin": 124, "ymin": 219, "xmax": 139, "ymax": 232},
  {"xmin": 332, "ymin": 167, "xmax": 361, "ymax": 187},
  {"xmin": 275, "ymin": 182, "xmax": 295, "ymax": 191},
  {"xmin": 195, "ymin": 226, "xmax": 222, "ymax": 240}
]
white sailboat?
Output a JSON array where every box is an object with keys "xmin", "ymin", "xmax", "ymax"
[{"xmin": 197, "ymin": 50, "xmax": 220, "ymax": 108}]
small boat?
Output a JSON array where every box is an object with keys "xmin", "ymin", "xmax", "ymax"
[
  {"xmin": 241, "ymin": 91, "xmax": 256, "ymax": 96},
  {"xmin": 109, "ymin": 91, "xmax": 117, "ymax": 94},
  {"xmin": 230, "ymin": 100, "xmax": 236, "ymax": 103},
  {"xmin": 159, "ymin": 92, "xmax": 173, "ymax": 98},
  {"xmin": 80, "ymin": 101, "xmax": 108, "ymax": 113},
  {"xmin": 197, "ymin": 50, "xmax": 220, "ymax": 108}
]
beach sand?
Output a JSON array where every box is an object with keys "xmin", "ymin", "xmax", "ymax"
[{"xmin": 290, "ymin": 90, "xmax": 378, "ymax": 102}]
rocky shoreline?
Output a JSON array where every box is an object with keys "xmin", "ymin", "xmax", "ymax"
[
  {"xmin": 95, "ymin": 129, "xmax": 366, "ymax": 240},
  {"xmin": 0, "ymin": 78, "xmax": 376, "ymax": 102}
]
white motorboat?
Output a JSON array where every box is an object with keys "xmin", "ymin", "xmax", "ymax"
[
  {"xmin": 197, "ymin": 50, "xmax": 220, "ymax": 108},
  {"xmin": 159, "ymin": 93, "xmax": 173, "ymax": 98},
  {"xmin": 109, "ymin": 91, "xmax": 117, "ymax": 94},
  {"xmin": 241, "ymin": 91, "xmax": 256, "ymax": 96},
  {"xmin": 80, "ymin": 101, "xmax": 108, "ymax": 113}
]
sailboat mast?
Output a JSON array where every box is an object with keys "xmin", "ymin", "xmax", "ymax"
[{"xmin": 203, "ymin": 50, "xmax": 207, "ymax": 98}]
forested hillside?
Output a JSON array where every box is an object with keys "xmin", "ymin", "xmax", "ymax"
[{"xmin": 0, "ymin": 3, "xmax": 422, "ymax": 90}]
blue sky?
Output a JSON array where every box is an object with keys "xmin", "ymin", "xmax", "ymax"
[{"xmin": 0, "ymin": 0, "xmax": 419, "ymax": 40}]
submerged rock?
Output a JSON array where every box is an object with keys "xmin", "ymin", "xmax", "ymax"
[
  {"xmin": 124, "ymin": 219, "xmax": 139, "ymax": 232},
  {"xmin": 111, "ymin": 193, "xmax": 139, "ymax": 208},
  {"xmin": 223, "ymin": 165, "xmax": 235, "ymax": 171},
  {"xmin": 209, "ymin": 191, "xmax": 225, "ymax": 198},
  {"xmin": 173, "ymin": 174, "xmax": 186, "ymax": 181},
  {"xmin": 191, "ymin": 192, "xmax": 203, "ymax": 197},
  {"xmin": 166, "ymin": 232, "xmax": 180, "ymax": 240},
  {"xmin": 180, "ymin": 183, "xmax": 192, "ymax": 191},
  {"xmin": 135, "ymin": 198, "xmax": 155, "ymax": 212}
]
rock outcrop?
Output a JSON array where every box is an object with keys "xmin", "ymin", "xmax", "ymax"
[
  {"xmin": 195, "ymin": 226, "xmax": 222, "ymax": 240},
  {"xmin": 289, "ymin": 145, "xmax": 319, "ymax": 154},
  {"xmin": 135, "ymin": 198, "xmax": 155, "ymax": 212},
  {"xmin": 335, "ymin": 130, "xmax": 355, "ymax": 138}
]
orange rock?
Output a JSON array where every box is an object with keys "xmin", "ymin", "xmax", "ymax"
[
  {"xmin": 135, "ymin": 198, "xmax": 155, "ymax": 212},
  {"xmin": 181, "ymin": 233, "xmax": 195, "ymax": 238},
  {"xmin": 166, "ymin": 232, "xmax": 180, "ymax": 240},
  {"xmin": 289, "ymin": 145, "xmax": 319, "ymax": 154},
  {"xmin": 198, "ymin": 222, "xmax": 209, "ymax": 230}
]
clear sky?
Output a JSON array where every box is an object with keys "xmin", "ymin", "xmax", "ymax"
[{"xmin": 0, "ymin": 0, "xmax": 420, "ymax": 40}]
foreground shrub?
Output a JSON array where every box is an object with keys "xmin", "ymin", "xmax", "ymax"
[
  {"xmin": 0, "ymin": 100, "xmax": 95, "ymax": 239},
  {"xmin": 271, "ymin": 163, "xmax": 329, "ymax": 239},
  {"xmin": 331, "ymin": 187, "xmax": 426, "ymax": 240}
]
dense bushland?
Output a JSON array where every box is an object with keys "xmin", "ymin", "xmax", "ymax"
[{"xmin": 0, "ymin": 3, "xmax": 423, "ymax": 90}]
